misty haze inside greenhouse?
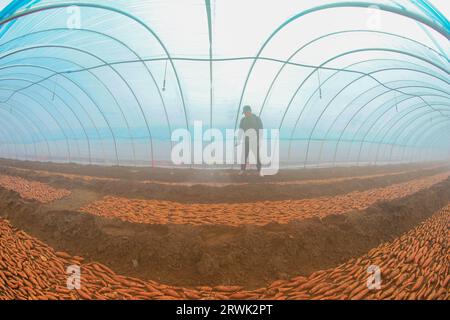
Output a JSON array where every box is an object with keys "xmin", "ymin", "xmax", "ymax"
[{"xmin": 0, "ymin": 0, "xmax": 448, "ymax": 168}]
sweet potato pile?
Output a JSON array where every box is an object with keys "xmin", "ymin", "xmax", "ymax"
[
  {"xmin": 255, "ymin": 205, "xmax": 450, "ymax": 300},
  {"xmin": 80, "ymin": 172, "xmax": 450, "ymax": 226},
  {"xmin": 0, "ymin": 175, "xmax": 71, "ymax": 203},
  {"xmin": 1, "ymin": 205, "xmax": 448, "ymax": 300}
]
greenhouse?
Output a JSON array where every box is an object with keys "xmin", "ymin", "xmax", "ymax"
[
  {"xmin": 0, "ymin": 0, "xmax": 448, "ymax": 167},
  {"xmin": 0, "ymin": 0, "xmax": 449, "ymax": 303}
]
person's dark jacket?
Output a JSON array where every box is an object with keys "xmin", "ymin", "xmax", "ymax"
[{"xmin": 239, "ymin": 114, "xmax": 263, "ymax": 134}]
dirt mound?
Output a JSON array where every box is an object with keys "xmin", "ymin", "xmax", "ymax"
[
  {"xmin": 2, "ymin": 158, "xmax": 443, "ymax": 183},
  {"xmin": 1, "ymin": 161, "xmax": 448, "ymax": 203},
  {"xmin": 1, "ymin": 197, "xmax": 448, "ymax": 300},
  {"xmin": 79, "ymin": 172, "xmax": 449, "ymax": 226},
  {"xmin": 0, "ymin": 175, "xmax": 70, "ymax": 203},
  {"xmin": 1, "ymin": 177, "xmax": 449, "ymax": 289}
]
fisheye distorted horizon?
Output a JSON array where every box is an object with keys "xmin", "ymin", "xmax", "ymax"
[{"xmin": 0, "ymin": 0, "xmax": 448, "ymax": 167}]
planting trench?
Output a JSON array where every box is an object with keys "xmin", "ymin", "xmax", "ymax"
[
  {"xmin": 0, "ymin": 171, "xmax": 450, "ymax": 289},
  {"xmin": 0, "ymin": 162, "xmax": 449, "ymax": 299},
  {"xmin": 0, "ymin": 202, "xmax": 448, "ymax": 300},
  {"xmin": 1, "ymin": 161, "xmax": 449, "ymax": 203},
  {"xmin": 79, "ymin": 172, "xmax": 450, "ymax": 226}
]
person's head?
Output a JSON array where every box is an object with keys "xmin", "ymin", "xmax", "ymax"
[{"xmin": 243, "ymin": 105, "xmax": 252, "ymax": 117}]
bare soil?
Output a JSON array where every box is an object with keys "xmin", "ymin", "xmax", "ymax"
[
  {"xmin": 0, "ymin": 159, "xmax": 449, "ymax": 289},
  {"xmin": 0, "ymin": 159, "xmax": 448, "ymax": 203}
]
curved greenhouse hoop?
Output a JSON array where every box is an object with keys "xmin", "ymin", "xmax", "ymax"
[
  {"xmin": 0, "ymin": 75, "xmax": 91, "ymax": 163},
  {"xmin": 0, "ymin": 98, "xmax": 52, "ymax": 159},
  {"xmin": 326, "ymin": 85, "xmax": 450, "ymax": 165},
  {"xmin": 0, "ymin": 27, "xmax": 173, "ymax": 140},
  {"xmin": 0, "ymin": 84, "xmax": 73, "ymax": 160},
  {"xmin": 234, "ymin": 1, "xmax": 450, "ymax": 130},
  {"xmin": 374, "ymin": 106, "xmax": 450, "ymax": 164},
  {"xmin": 0, "ymin": 2, "xmax": 190, "ymax": 132},
  {"xmin": 258, "ymin": 29, "xmax": 448, "ymax": 118},
  {"xmin": 343, "ymin": 88, "xmax": 450, "ymax": 165}
]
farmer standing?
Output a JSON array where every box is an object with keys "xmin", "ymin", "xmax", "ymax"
[{"xmin": 238, "ymin": 105, "xmax": 263, "ymax": 175}]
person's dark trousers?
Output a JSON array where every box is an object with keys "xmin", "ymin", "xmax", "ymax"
[{"xmin": 241, "ymin": 136, "xmax": 261, "ymax": 171}]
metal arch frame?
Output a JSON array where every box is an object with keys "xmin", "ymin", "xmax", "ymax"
[
  {"xmin": 56, "ymin": 52, "xmax": 447, "ymax": 168},
  {"xmin": 302, "ymin": 64, "xmax": 450, "ymax": 166},
  {"xmin": 424, "ymin": 132, "xmax": 450, "ymax": 153},
  {"xmin": 414, "ymin": 124, "xmax": 450, "ymax": 162},
  {"xmin": 0, "ymin": 126, "xmax": 16, "ymax": 158},
  {"xmin": 0, "ymin": 104, "xmax": 49, "ymax": 160},
  {"xmin": 0, "ymin": 108, "xmax": 37, "ymax": 160},
  {"xmin": 0, "ymin": 45, "xmax": 150, "ymax": 164},
  {"xmin": 0, "ymin": 114, "xmax": 30, "ymax": 159},
  {"xmin": 285, "ymin": 57, "xmax": 379, "ymax": 161},
  {"xmin": 399, "ymin": 121, "xmax": 450, "ymax": 163},
  {"xmin": 0, "ymin": 59, "xmax": 126, "ymax": 165},
  {"xmin": 299, "ymin": 61, "xmax": 449, "ymax": 164},
  {"xmin": 0, "ymin": 79, "xmax": 82, "ymax": 159},
  {"xmin": 0, "ymin": 55, "xmax": 127, "ymax": 166},
  {"xmin": 0, "ymin": 3, "xmax": 446, "ymax": 166},
  {"xmin": 0, "ymin": 75, "xmax": 90, "ymax": 162},
  {"xmin": 331, "ymin": 91, "xmax": 449, "ymax": 166},
  {"xmin": 370, "ymin": 103, "xmax": 450, "ymax": 157},
  {"xmin": 0, "ymin": 63, "xmax": 105, "ymax": 161},
  {"xmin": 0, "ymin": 98, "xmax": 52, "ymax": 159},
  {"xmin": 0, "ymin": 2, "xmax": 190, "ymax": 132},
  {"xmin": 234, "ymin": 1, "xmax": 450, "ymax": 130},
  {"xmin": 379, "ymin": 106, "xmax": 450, "ymax": 153},
  {"xmin": 385, "ymin": 106, "xmax": 450, "ymax": 163},
  {"xmin": 374, "ymin": 106, "xmax": 450, "ymax": 164},
  {"xmin": 16, "ymin": 55, "xmax": 449, "ymax": 162},
  {"xmin": 395, "ymin": 112, "xmax": 450, "ymax": 153},
  {"xmin": 283, "ymin": 48, "xmax": 449, "ymax": 164},
  {"xmin": 401, "ymin": 118, "xmax": 450, "ymax": 163},
  {"xmin": 285, "ymin": 56, "xmax": 449, "ymax": 161},
  {"xmin": 0, "ymin": 85, "xmax": 72, "ymax": 160},
  {"xmin": 0, "ymin": 120, "xmax": 25, "ymax": 160},
  {"xmin": 204, "ymin": 0, "xmax": 214, "ymax": 129},
  {"xmin": 258, "ymin": 29, "xmax": 449, "ymax": 118},
  {"xmin": 327, "ymin": 85, "xmax": 450, "ymax": 166},
  {"xmin": 286, "ymin": 48, "xmax": 448, "ymax": 135},
  {"xmin": 387, "ymin": 108, "xmax": 450, "ymax": 163},
  {"xmin": 416, "ymin": 123, "xmax": 450, "ymax": 149},
  {"xmin": 0, "ymin": 127, "xmax": 13, "ymax": 157},
  {"xmin": 354, "ymin": 100, "xmax": 450, "ymax": 165},
  {"xmin": 0, "ymin": 26, "xmax": 173, "ymax": 143},
  {"xmin": 0, "ymin": 62, "xmax": 107, "ymax": 161},
  {"xmin": 362, "ymin": 104, "xmax": 450, "ymax": 164},
  {"xmin": 343, "ymin": 89, "xmax": 450, "ymax": 165}
]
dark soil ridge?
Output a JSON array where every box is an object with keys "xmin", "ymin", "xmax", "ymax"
[
  {"xmin": 1, "ymin": 178, "xmax": 449, "ymax": 289},
  {"xmin": 0, "ymin": 158, "xmax": 446, "ymax": 183},
  {"xmin": 0, "ymin": 164, "xmax": 448, "ymax": 204}
]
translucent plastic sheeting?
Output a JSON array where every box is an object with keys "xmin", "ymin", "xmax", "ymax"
[{"xmin": 0, "ymin": 0, "xmax": 448, "ymax": 167}]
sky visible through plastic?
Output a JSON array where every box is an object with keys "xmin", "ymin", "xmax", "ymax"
[{"xmin": 0, "ymin": 0, "xmax": 448, "ymax": 167}]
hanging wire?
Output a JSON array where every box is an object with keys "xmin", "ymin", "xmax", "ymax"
[
  {"xmin": 395, "ymin": 91, "xmax": 398, "ymax": 112},
  {"xmin": 162, "ymin": 59, "xmax": 168, "ymax": 92},
  {"xmin": 51, "ymin": 74, "xmax": 58, "ymax": 101},
  {"xmin": 317, "ymin": 69, "xmax": 322, "ymax": 99}
]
